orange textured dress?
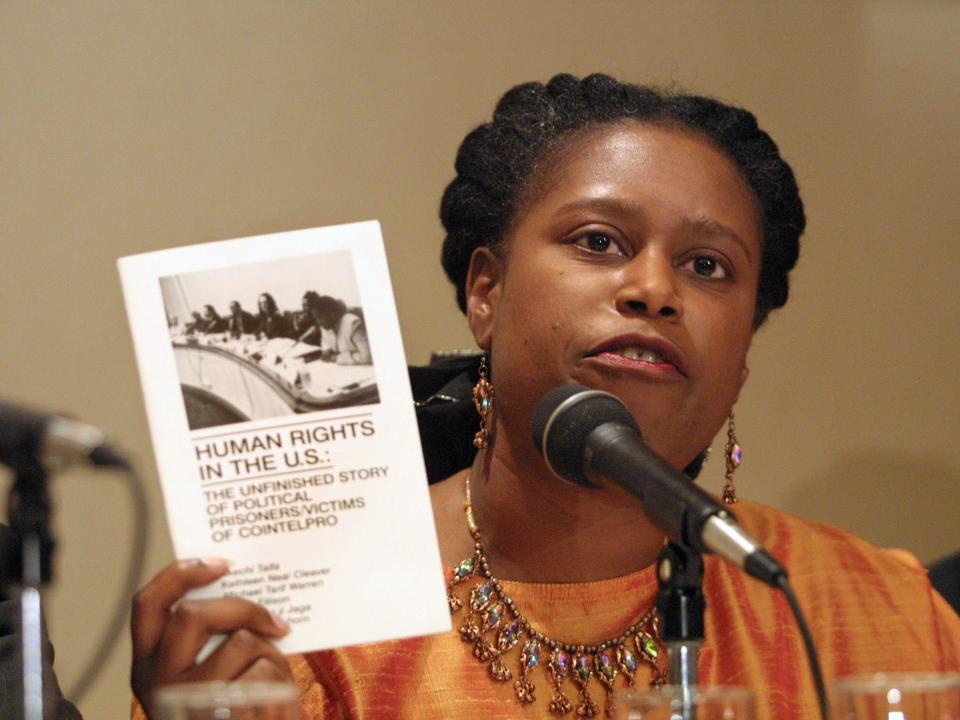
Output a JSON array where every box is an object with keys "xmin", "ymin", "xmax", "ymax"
[{"xmin": 133, "ymin": 502, "xmax": 960, "ymax": 720}]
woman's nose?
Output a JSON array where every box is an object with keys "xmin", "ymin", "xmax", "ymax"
[{"xmin": 615, "ymin": 249, "xmax": 683, "ymax": 320}]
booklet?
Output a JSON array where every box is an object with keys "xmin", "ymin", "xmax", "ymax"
[{"xmin": 119, "ymin": 221, "xmax": 450, "ymax": 653}]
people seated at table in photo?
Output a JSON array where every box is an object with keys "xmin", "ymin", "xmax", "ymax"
[
  {"xmin": 227, "ymin": 300, "xmax": 257, "ymax": 338},
  {"xmin": 254, "ymin": 292, "xmax": 294, "ymax": 340},
  {"xmin": 200, "ymin": 304, "xmax": 227, "ymax": 333},
  {"xmin": 299, "ymin": 291, "xmax": 371, "ymax": 365}
]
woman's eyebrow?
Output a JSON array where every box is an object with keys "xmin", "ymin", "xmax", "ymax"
[
  {"xmin": 682, "ymin": 215, "xmax": 754, "ymax": 261},
  {"xmin": 553, "ymin": 197, "xmax": 642, "ymax": 217}
]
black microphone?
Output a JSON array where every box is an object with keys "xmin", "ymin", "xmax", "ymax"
[
  {"xmin": 0, "ymin": 400, "xmax": 129, "ymax": 470},
  {"xmin": 531, "ymin": 385, "xmax": 786, "ymax": 586}
]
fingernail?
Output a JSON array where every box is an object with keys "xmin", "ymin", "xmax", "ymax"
[
  {"xmin": 271, "ymin": 612, "xmax": 291, "ymax": 632},
  {"xmin": 198, "ymin": 557, "xmax": 231, "ymax": 571}
]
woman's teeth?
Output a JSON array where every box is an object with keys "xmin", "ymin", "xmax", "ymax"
[{"xmin": 617, "ymin": 348, "xmax": 665, "ymax": 363}]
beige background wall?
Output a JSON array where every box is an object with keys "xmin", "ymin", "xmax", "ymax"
[{"xmin": 1, "ymin": 2, "xmax": 957, "ymax": 717}]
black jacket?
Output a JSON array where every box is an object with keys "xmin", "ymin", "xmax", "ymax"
[{"xmin": 930, "ymin": 551, "xmax": 960, "ymax": 616}]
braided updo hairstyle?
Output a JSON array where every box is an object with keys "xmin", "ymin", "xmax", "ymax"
[{"xmin": 440, "ymin": 73, "xmax": 805, "ymax": 328}]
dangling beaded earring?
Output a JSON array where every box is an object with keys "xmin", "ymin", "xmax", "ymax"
[
  {"xmin": 472, "ymin": 356, "xmax": 495, "ymax": 449},
  {"xmin": 722, "ymin": 411, "xmax": 742, "ymax": 504}
]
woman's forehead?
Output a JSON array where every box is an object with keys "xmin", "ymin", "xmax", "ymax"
[{"xmin": 514, "ymin": 123, "xmax": 762, "ymax": 245}]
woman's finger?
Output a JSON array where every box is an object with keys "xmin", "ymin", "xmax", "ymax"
[
  {"xmin": 196, "ymin": 628, "xmax": 293, "ymax": 681},
  {"xmin": 131, "ymin": 558, "xmax": 230, "ymax": 656},
  {"xmin": 153, "ymin": 597, "xmax": 290, "ymax": 673},
  {"xmin": 237, "ymin": 655, "xmax": 293, "ymax": 683}
]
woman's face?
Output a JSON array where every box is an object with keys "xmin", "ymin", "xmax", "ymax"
[
  {"xmin": 259, "ymin": 295, "xmax": 270, "ymax": 313},
  {"xmin": 466, "ymin": 123, "xmax": 762, "ymax": 471}
]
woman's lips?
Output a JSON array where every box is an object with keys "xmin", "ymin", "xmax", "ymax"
[
  {"xmin": 583, "ymin": 336, "xmax": 689, "ymax": 378},
  {"xmin": 590, "ymin": 350, "xmax": 685, "ymax": 377}
]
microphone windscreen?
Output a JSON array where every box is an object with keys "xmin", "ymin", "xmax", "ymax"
[{"xmin": 531, "ymin": 385, "xmax": 639, "ymax": 486}]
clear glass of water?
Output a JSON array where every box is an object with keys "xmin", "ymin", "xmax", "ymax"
[
  {"xmin": 154, "ymin": 680, "xmax": 301, "ymax": 720},
  {"xmin": 617, "ymin": 684, "xmax": 755, "ymax": 719},
  {"xmin": 832, "ymin": 673, "xmax": 960, "ymax": 720}
]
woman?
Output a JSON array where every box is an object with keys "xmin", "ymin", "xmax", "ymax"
[
  {"xmin": 254, "ymin": 292, "xmax": 294, "ymax": 340},
  {"xmin": 130, "ymin": 74, "xmax": 960, "ymax": 719},
  {"xmin": 199, "ymin": 304, "xmax": 227, "ymax": 334},
  {"xmin": 299, "ymin": 291, "xmax": 372, "ymax": 365}
]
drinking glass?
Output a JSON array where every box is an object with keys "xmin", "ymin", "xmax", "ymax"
[
  {"xmin": 617, "ymin": 685, "xmax": 754, "ymax": 719},
  {"xmin": 832, "ymin": 673, "xmax": 960, "ymax": 720},
  {"xmin": 154, "ymin": 680, "xmax": 301, "ymax": 720}
]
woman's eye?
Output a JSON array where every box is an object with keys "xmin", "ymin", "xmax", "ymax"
[
  {"xmin": 574, "ymin": 232, "xmax": 623, "ymax": 255},
  {"xmin": 684, "ymin": 255, "xmax": 729, "ymax": 279}
]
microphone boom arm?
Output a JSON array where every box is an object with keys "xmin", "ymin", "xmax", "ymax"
[{"xmin": 584, "ymin": 420, "xmax": 785, "ymax": 587}]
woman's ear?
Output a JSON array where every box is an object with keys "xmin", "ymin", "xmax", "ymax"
[{"xmin": 465, "ymin": 246, "xmax": 503, "ymax": 350}]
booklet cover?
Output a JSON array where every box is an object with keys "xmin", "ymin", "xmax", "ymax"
[{"xmin": 119, "ymin": 221, "xmax": 450, "ymax": 653}]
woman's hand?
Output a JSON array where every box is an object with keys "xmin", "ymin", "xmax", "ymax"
[{"xmin": 131, "ymin": 559, "xmax": 292, "ymax": 717}]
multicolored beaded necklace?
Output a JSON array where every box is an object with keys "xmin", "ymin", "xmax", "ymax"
[{"xmin": 446, "ymin": 478, "xmax": 666, "ymax": 718}]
